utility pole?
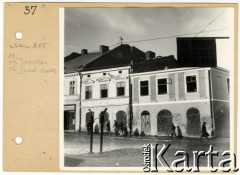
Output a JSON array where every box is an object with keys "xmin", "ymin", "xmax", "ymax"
[
  {"xmin": 79, "ymin": 73, "xmax": 83, "ymax": 132},
  {"xmin": 129, "ymin": 47, "xmax": 134, "ymax": 136}
]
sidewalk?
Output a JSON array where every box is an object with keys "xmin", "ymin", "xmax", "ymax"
[{"xmin": 64, "ymin": 131, "xmax": 229, "ymax": 143}]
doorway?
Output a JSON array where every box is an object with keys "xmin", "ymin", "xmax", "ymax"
[
  {"xmin": 157, "ymin": 109, "xmax": 173, "ymax": 136},
  {"xmin": 141, "ymin": 111, "xmax": 151, "ymax": 135}
]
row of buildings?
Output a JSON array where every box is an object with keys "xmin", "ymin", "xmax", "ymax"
[{"xmin": 64, "ymin": 37, "xmax": 230, "ymax": 137}]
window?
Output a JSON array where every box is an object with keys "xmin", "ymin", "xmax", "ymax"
[
  {"xmin": 140, "ymin": 80, "xmax": 149, "ymax": 96},
  {"xmin": 119, "ymin": 70, "xmax": 122, "ymax": 74},
  {"xmin": 186, "ymin": 75, "xmax": 197, "ymax": 93},
  {"xmin": 100, "ymin": 84, "xmax": 108, "ymax": 98},
  {"xmin": 103, "ymin": 73, "xmax": 106, "ymax": 76},
  {"xmin": 158, "ymin": 78, "xmax": 168, "ymax": 94},
  {"xmin": 117, "ymin": 82, "xmax": 125, "ymax": 96},
  {"xmin": 69, "ymin": 81, "xmax": 76, "ymax": 95},
  {"xmin": 227, "ymin": 78, "xmax": 230, "ymax": 94},
  {"xmin": 85, "ymin": 86, "xmax": 92, "ymax": 99},
  {"xmin": 87, "ymin": 74, "xmax": 91, "ymax": 77}
]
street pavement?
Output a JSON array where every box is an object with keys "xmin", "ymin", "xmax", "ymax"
[{"xmin": 64, "ymin": 132, "xmax": 230, "ymax": 167}]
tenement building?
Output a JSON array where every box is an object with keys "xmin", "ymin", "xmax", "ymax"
[
  {"xmin": 130, "ymin": 66, "xmax": 229, "ymax": 137},
  {"xmin": 64, "ymin": 37, "xmax": 230, "ymax": 138}
]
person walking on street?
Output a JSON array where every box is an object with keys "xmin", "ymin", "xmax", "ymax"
[
  {"xmin": 87, "ymin": 121, "xmax": 91, "ymax": 134},
  {"xmin": 201, "ymin": 122, "xmax": 209, "ymax": 140},
  {"xmin": 107, "ymin": 120, "xmax": 111, "ymax": 135},
  {"xmin": 94, "ymin": 123, "xmax": 99, "ymax": 134},
  {"xmin": 171, "ymin": 122, "xmax": 176, "ymax": 138},
  {"xmin": 113, "ymin": 120, "xmax": 119, "ymax": 136},
  {"xmin": 177, "ymin": 126, "xmax": 183, "ymax": 138}
]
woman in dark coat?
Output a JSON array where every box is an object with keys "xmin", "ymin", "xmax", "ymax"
[
  {"xmin": 113, "ymin": 120, "xmax": 119, "ymax": 136},
  {"xmin": 171, "ymin": 123, "xmax": 176, "ymax": 138},
  {"xmin": 177, "ymin": 126, "xmax": 183, "ymax": 138},
  {"xmin": 201, "ymin": 122, "xmax": 209, "ymax": 140}
]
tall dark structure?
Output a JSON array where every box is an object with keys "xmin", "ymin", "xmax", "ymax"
[{"xmin": 177, "ymin": 37, "xmax": 228, "ymax": 68}]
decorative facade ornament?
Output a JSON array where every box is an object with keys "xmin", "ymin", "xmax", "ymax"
[
  {"xmin": 83, "ymin": 79, "xmax": 95, "ymax": 84},
  {"xmin": 96, "ymin": 77, "xmax": 111, "ymax": 82},
  {"xmin": 108, "ymin": 73, "xmax": 128, "ymax": 80}
]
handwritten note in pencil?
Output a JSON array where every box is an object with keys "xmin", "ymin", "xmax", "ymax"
[{"xmin": 8, "ymin": 42, "xmax": 57, "ymax": 74}]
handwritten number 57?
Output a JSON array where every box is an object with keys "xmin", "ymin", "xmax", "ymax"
[{"xmin": 24, "ymin": 6, "xmax": 37, "ymax": 15}]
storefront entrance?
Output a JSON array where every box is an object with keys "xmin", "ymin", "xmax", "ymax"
[{"xmin": 64, "ymin": 105, "xmax": 76, "ymax": 131}]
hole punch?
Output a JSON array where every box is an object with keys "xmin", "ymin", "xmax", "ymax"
[
  {"xmin": 15, "ymin": 137, "xmax": 23, "ymax": 145},
  {"xmin": 15, "ymin": 32, "xmax": 23, "ymax": 40}
]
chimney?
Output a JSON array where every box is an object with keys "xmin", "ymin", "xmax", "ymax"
[
  {"xmin": 81, "ymin": 49, "xmax": 88, "ymax": 55},
  {"xmin": 146, "ymin": 51, "xmax": 155, "ymax": 60},
  {"xmin": 100, "ymin": 45, "xmax": 109, "ymax": 54}
]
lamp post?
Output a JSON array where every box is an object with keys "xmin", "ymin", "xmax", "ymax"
[
  {"xmin": 100, "ymin": 108, "xmax": 108, "ymax": 153},
  {"xmin": 88, "ymin": 109, "xmax": 94, "ymax": 154}
]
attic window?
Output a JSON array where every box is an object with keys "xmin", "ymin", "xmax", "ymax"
[
  {"xmin": 87, "ymin": 74, "xmax": 91, "ymax": 78},
  {"xmin": 103, "ymin": 73, "xmax": 106, "ymax": 76},
  {"xmin": 119, "ymin": 71, "xmax": 122, "ymax": 74}
]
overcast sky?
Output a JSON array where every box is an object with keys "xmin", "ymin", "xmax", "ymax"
[{"xmin": 64, "ymin": 7, "xmax": 234, "ymax": 70}]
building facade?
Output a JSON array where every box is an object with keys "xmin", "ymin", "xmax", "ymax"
[
  {"xmin": 63, "ymin": 47, "xmax": 104, "ymax": 131},
  {"xmin": 64, "ymin": 38, "xmax": 230, "ymax": 137},
  {"xmin": 130, "ymin": 67, "xmax": 229, "ymax": 137},
  {"xmin": 64, "ymin": 72, "xmax": 81, "ymax": 131},
  {"xmin": 81, "ymin": 66, "xmax": 131, "ymax": 132}
]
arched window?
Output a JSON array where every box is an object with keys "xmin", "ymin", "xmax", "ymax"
[
  {"xmin": 116, "ymin": 111, "xmax": 127, "ymax": 124},
  {"xmin": 99, "ymin": 111, "xmax": 109, "ymax": 123}
]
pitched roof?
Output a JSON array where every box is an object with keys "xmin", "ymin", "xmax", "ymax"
[
  {"xmin": 64, "ymin": 52, "xmax": 81, "ymax": 63},
  {"xmin": 64, "ymin": 44, "xmax": 177, "ymax": 74},
  {"xmin": 64, "ymin": 52, "xmax": 102, "ymax": 74},
  {"xmin": 132, "ymin": 55, "xmax": 177, "ymax": 73},
  {"xmin": 82, "ymin": 44, "xmax": 146, "ymax": 71}
]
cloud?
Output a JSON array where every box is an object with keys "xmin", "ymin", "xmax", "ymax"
[{"xmin": 64, "ymin": 7, "xmax": 234, "ymax": 70}]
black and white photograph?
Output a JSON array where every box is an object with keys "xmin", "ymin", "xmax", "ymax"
[{"xmin": 62, "ymin": 6, "xmax": 235, "ymax": 171}]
